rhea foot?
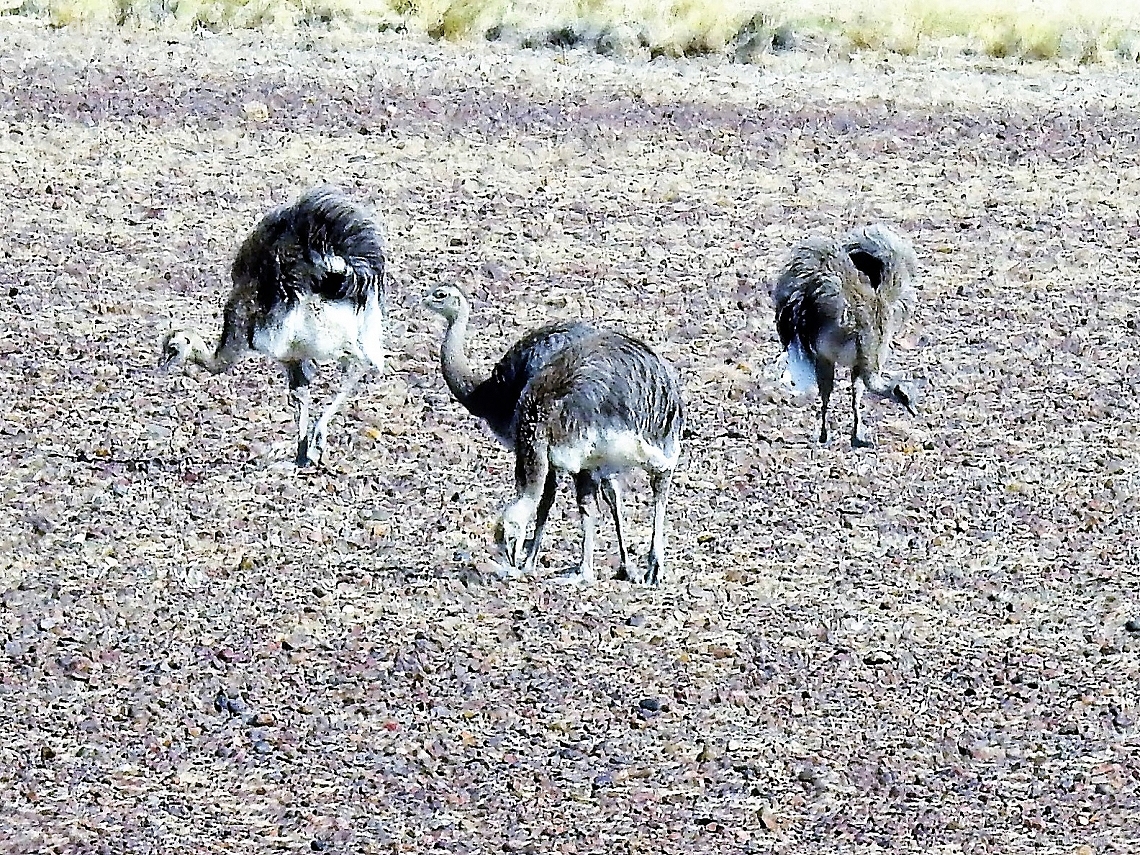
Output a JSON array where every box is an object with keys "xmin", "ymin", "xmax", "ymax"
[{"xmin": 553, "ymin": 563, "xmax": 597, "ymax": 586}]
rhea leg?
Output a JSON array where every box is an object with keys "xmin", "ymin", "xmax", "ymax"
[
  {"xmin": 815, "ymin": 359, "xmax": 836, "ymax": 444},
  {"xmin": 645, "ymin": 470, "xmax": 673, "ymax": 586},
  {"xmin": 600, "ymin": 478, "xmax": 631, "ymax": 580},
  {"xmin": 851, "ymin": 375, "xmax": 873, "ymax": 448},
  {"xmin": 308, "ymin": 359, "xmax": 366, "ymax": 465},
  {"xmin": 570, "ymin": 471, "xmax": 600, "ymax": 583},
  {"xmin": 520, "ymin": 468, "xmax": 557, "ymax": 576},
  {"xmin": 286, "ymin": 361, "xmax": 317, "ymax": 466}
]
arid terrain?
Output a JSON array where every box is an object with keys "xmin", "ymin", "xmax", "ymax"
[{"xmin": 0, "ymin": 20, "xmax": 1137, "ymax": 853}]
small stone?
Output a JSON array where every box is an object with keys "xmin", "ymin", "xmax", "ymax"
[
  {"xmin": 697, "ymin": 743, "xmax": 720, "ymax": 763},
  {"xmin": 761, "ymin": 805, "xmax": 781, "ymax": 830},
  {"xmin": 638, "ymin": 697, "xmax": 664, "ymax": 713},
  {"xmin": 252, "ymin": 740, "xmax": 273, "ymax": 754},
  {"xmin": 796, "ymin": 765, "xmax": 819, "ymax": 784},
  {"xmin": 1124, "ymin": 619, "xmax": 1140, "ymax": 633},
  {"xmin": 242, "ymin": 101, "xmax": 269, "ymax": 121},
  {"xmin": 226, "ymin": 697, "xmax": 250, "ymax": 716}
]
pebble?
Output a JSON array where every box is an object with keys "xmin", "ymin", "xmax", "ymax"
[
  {"xmin": 226, "ymin": 697, "xmax": 250, "ymax": 716},
  {"xmin": 592, "ymin": 772, "xmax": 616, "ymax": 788}
]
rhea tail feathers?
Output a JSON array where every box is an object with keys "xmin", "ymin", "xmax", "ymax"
[{"xmin": 779, "ymin": 339, "xmax": 817, "ymax": 393}]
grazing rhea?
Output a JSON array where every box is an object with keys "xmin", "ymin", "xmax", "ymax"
[
  {"xmin": 160, "ymin": 187, "xmax": 386, "ymax": 466},
  {"xmin": 773, "ymin": 223, "xmax": 918, "ymax": 448},
  {"xmin": 497, "ymin": 331, "xmax": 684, "ymax": 585},
  {"xmin": 423, "ymin": 285, "xmax": 658, "ymax": 582}
]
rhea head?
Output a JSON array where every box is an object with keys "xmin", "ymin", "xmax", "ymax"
[{"xmin": 421, "ymin": 285, "xmax": 468, "ymax": 323}]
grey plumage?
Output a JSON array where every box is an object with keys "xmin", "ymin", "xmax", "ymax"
[
  {"xmin": 424, "ymin": 285, "xmax": 677, "ymax": 582},
  {"xmin": 160, "ymin": 187, "xmax": 387, "ymax": 466},
  {"xmin": 497, "ymin": 330, "xmax": 684, "ymax": 585},
  {"xmin": 232, "ymin": 186, "xmax": 387, "ymax": 311},
  {"xmin": 773, "ymin": 223, "xmax": 918, "ymax": 447}
]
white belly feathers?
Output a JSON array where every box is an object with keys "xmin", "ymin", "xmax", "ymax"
[
  {"xmin": 550, "ymin": 427, "xmax": 679, "ymax": 476},
  {"xmin": 254, "ymin": 294, "xmax": 385, "ymax": 367}
]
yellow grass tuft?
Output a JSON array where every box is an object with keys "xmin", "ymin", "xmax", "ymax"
[{"xmin": 16, "ymin": 0, "xmax": 1140, "ymax": 64}]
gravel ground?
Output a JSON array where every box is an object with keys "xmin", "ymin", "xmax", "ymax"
[{"xmin": 0, "ymin": 21, "xmax": 1138, "ymax": 853}]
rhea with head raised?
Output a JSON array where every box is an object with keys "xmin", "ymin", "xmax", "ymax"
[
  {"xmin": 421, "ymin": 284, "xmax": 598, "ymax": 447},
  {"xmin": 423, "ymin": 285, "xmax": 683, "ymax": 584},
  {"xmin": 160, "ymin": 187, "xmax": 387, "ymax": 466},
  {"xmin": 773, "ymin": 223, "xmax": 918, "ymax": 448}
]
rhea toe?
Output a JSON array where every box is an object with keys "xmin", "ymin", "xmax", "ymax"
[
  {"xmin": 424, "ymin": 285, "xmax": 684, "ymax": 585},
  {"xmin": 160, "ymin": 188, "xmax": 388, "ymax": 466},
  {"xmin": 773, "ymin": 223, "xmax": 919, "ymax": 448}
]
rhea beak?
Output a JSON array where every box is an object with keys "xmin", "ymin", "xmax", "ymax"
[
  {"xmin": 157, "ymin": 344, "xmax": 182, "ymax": 374},
  {"xmin": 509, "ymin": 535, "xmax": 526, "ymax": 569},
  {"xmin": 895, "ymin": 384, "xmax": 918, "ymax": 416},
  {"xmin": 494, "ymin": 519, "xmax": 525, "ymax": 568}
]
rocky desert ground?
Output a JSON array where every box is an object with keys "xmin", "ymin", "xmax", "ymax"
[{"xmin": 0, "ymin": 20, "xmax": 1137, "ymax": 853}]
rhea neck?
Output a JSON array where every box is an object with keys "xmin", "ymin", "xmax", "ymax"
[{"xmin": 439, "ymin": 302, "xmax": 480, "ymax": 404}]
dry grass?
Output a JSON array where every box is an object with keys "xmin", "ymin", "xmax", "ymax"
[{"xmin": 12, "ymin": 0, "xmax": 1140, "ymax": 62}]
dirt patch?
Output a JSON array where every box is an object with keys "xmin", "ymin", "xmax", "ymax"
[{"xmin": 0, "ymin": 21, "xmax": 1137, "ymax": 854}]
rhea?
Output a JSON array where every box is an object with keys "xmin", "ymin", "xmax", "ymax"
[
  {"xmin": 773, "ymin": 223, "xmax": 918, "ymax": 448},
  {"xmin": 160, "ymin": 187, "xmax": 386, "ymax": 466},
  {"xmin": 423, "ymin": 286, "xmax": 683, "ymax": 584}
]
